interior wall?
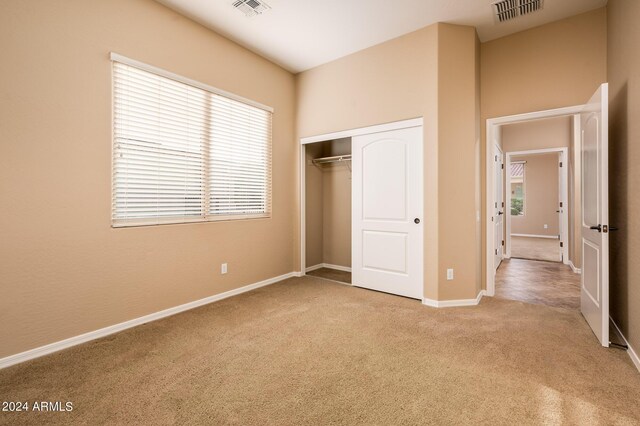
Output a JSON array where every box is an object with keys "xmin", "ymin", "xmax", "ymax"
[
  {"xmin": 509, "ymin": 154, "xmax": 560, "ymax": 237},
  {"xmin": 297, "ymin": 23, "xmax": 480, "ymax": 301},
  {"xmin": 305, "ymin": 144, "xmax": 324, "ymax": 267},
  {"xmin": 481, "ymin": 8, "xmax": 607, "ymax": 288},
  {"xmin": 322, "ymin": 140, "xmax": 352, "ymax": 268},
  {"xmin": 607, "ymin": 0, "xmax": 640, "ymax": 354},
  {"xmin": 296, "ymin": 24, "xmax": 440, "ymax": 299},
  {"xmin": 0, "ymin": 0, "xmax": 296, "ymax": 359}
]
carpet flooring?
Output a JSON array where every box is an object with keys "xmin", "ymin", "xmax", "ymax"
[
  {"xmin": 511, "ymin": 236, "xmax": 561, "ymax": 262},
  {"xmin": 1, "ymin": 276, "xmax": 639, "ymax": 425},
  {"xmin": 306, "ymin": 267, "xmax": 352, "ymax": 284},
  {"xmin": 496, "ymin": 258, "xmax": 581, "ymax": 310}
]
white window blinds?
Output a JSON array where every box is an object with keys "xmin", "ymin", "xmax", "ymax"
[{"xmin": 112, "ymin": 55, "xmax": 272, "ymax": 227}]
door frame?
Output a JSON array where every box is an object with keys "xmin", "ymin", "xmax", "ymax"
[
  {"xmin": 485, "ymin": 105, "xmax": 582, "ymax": 296},
  {"xmin": 299, "ymin": 117, "xmax": 424, "ymax": 275},
  {"xmin": 504, "ymin": 147, "xmax": 569, "ymax": 263},
  {"xmin": 494, "ymin": 143, "xmax": 505, "ymax": 270}
]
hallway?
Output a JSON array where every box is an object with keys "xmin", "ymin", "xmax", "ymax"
[{"xmin": 495, "ymin": 258, "xmax": 580, "ymax": 310}]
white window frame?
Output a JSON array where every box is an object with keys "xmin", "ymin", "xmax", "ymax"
[{"xmin": 110, "ymin": 53, "xmax": 273, "ymax": 228}]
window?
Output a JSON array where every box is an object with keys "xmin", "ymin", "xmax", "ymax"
[
  {"xmin": 510, "ymin": 161, "xmax": 525, "ymax": 216},
  {"xmin": 111, "ymin": 54, "xmax": 272, "ymax": 227}
]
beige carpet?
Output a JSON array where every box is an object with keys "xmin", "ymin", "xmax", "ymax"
[
  {"xmin": 1, "ymin": 276, "xmax": 639, "ymax": 425},
  {"xmin": 511, "ymin": 236, "xmax": 561, "ymax": 262},
  {"xmin": 306, "ymin": 267, "xmax": 351, "ymax": 284}
]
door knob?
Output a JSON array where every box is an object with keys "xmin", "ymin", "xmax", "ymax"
[
  {"xmin": 498, "ymin": 211, "xmax": 504, "ymax": 215},
  {"xmin": 414, "ymin": 218, "xmax": 420, "ymax": 224},
  {"xmin": 590, "ymin": 224, "xmax": 602, "ymax": 232}
]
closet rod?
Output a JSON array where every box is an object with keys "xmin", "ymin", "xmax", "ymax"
[{"xmin": 311, "ymin": 154, "xmax": 352, "ymax": 165}]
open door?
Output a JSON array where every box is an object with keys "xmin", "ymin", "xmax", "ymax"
[
  {"xmin": 580, "ymin": 83, "xmax": 609, "ymax": 347},
  {"xmin": 352, "ymin": 126, "xmax": 423, "ymax": 299},
  {"xmin": 494, "ymin": 144, "xmax": 504, "ymax": 271}
]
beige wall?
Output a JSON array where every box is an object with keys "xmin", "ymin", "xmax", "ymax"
[
  {"xmin": 297, "ymin": 23, "xmax": 480, "ymax": 301},
  {"xmin": 297, "ymin": 24, "xmax": 440, "ymax": 298},
  {"xmin": 501, "ymin": 116, "xmax": 571, "ymax": 152},
  {"xmin": 510, "ymin": 154, "xmax": 560, "ymax": 236},
  {"xmin": 305, "ymin": 144, "xmax": 324, "ymax": 267},
  {"xmin": 481, "ymin": 8, "xmax": 607, "ymax": 288},
  {"xmin": 607, "ymin": 0, "xmax": 640, "ymax": 354},
  {"xmin": 0, "ymin": 0, "xmax": 297, "ymax": 358}
]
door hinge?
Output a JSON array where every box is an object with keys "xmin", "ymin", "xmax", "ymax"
[
  {"xmin": 502, "ymin": 240, "xmax": 505, "ymax": 246},
  {"xmin": 495, "ymin": 249, "xmax": 498, "ymax": 255},
  {"xmin": 560, "ymin": 201, "xmax": 563, "ymax": 208},
  {"xmin": 495, "ymin": 202, "xmax": 497, "ymax": 208},
  {"xmin": 501, "ymin": 164, "xmax": 504, "ymax": 169},
  {"xmin": 560, "ymin": 241, "xmax": 564, "ymax": 248},
  {"xmin": 559, "ymin": 162, "xmax": 563, "ymax": 167},
  {"xmin": 495, "ymin": 155, "xmax": 498, "ymax": 162},
  {"xmin": 502, "ymin": 202, "xmax": 504, "ymax": 208}
]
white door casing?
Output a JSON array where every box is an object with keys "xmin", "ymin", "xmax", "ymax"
[
  {"xmin": 494, "ymin": 144, "xmax": 504, "ymax": 271},
  {"xmin": 580, "ymin": 83, "xmax": 609, "ymax": 347},
  {"xmin": 352, "ymin": 126, "xmax": 423, "ymax": 299}
]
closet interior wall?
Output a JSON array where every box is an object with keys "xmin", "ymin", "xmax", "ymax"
[{"xmin": 305, "ymin": 138, "xmax": 352, "ymax": 270}]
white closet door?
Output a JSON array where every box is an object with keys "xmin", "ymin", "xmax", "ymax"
[{"xmin": 352, "ymin": 126, "xmax": 423, "ymax": 299}]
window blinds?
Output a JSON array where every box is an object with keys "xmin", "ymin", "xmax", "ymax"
[{"xmin": 112, "ymin": 56, "xmax": 272, "ymax": 227}]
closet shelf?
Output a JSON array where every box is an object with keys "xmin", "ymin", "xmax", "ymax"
[{"xmin": 312, "ymin": 154, "xmax": 352, "ymax": 166}]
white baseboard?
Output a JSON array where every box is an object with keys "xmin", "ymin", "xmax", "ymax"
[
  {"xmin": 511, "ymin": 233, "xmax": 558, "ymax": 239},
  {"xmin": 569, "ymin": 260, "xmax": 582, "ymax": 274},
  {"xmin": 305, "ymin": 263, "xmax": 352, "ymax": 273},
  {"xmin": 610, "ymin": 317, "xmax": 640, "ymax": 373},
  {"xmin": 423, "ymin": 290, "xmax": 486, "ymax": 308},
  {"xmin": 0, "ymin": 272, "xmax": 297, "ymax": 370}
]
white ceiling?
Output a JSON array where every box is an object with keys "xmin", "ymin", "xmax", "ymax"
[{"xmin": 155, "ymin": 0, "xmax": 607, "ymax": 73}]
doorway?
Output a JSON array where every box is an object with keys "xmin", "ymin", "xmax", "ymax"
[
  {"xmin": 505, "ymin": 148, "xmax": 569, "ymax": 263},
  {"xmin": 300, "ymin": 118, "xmax": 424, "ymax": 300}
]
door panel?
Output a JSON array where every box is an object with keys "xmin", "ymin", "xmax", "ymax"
[
  {"xmin": 580, "ymin": 83, "xmax": 609, "ymax": 347},
  {"xmin": 352, "ymin": 126, "xmax": 423, "ymax": 300},
  {"xmin": 494, "ymin": 145, "xmax": 504, "ymax": 271}
]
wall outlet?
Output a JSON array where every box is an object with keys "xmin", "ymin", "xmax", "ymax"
[
  {"xmin": 221, "ymin": 263, "xmax": 228, "ymax": 274},
  {"xmin": 447, "ymin": 269, "xmax": 454, "ymax": 281},
  {"xmin": 544, "ymin": 224, "xmax": 548, "ymax": 229}
]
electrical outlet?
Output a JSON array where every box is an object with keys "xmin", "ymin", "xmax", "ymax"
[
  {"xmin": 544, "ymin": 224, "xmax": 548, "ymax": 229},
  {"xmin": 447, "ymin": 269, "xmax": 454, "ymax": 280},
  {"xmin": 221, "ymin": 263, "xmax": 228, "ymax": 274}
]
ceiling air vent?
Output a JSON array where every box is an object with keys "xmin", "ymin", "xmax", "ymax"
[
  {"xmin": 492, "ymin": 0, "xmax": 543, "ymax": 23},
  {"xmin": 232, "ymin": 0, "xmax": 271, "ymax": 17}
]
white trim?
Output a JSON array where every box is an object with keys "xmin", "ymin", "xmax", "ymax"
[
  {"xmin": 305, "ymin": 263, "xmax": 324, "ymax": 272},
  {"xmin": 322, "ymin": 263, "xmax": 352, "ymax": 272},
  {"xmin": 610, "ymin": 317, "xmax": 640, "ymax": 373},
  {"xmin": 569, "ymin": 260, "xmax": 582, "ymax": 274},
  {"xmin": 110, "ymin": 52, "xmax": 274, "ymax": 113},
  {"xmin": 0, "ymin": 272, "xmax": 296, "ymax": 370},
  {"xmin": 486, "ymin": 106, "xmax": 583, "ymax": 296},
  {"xmin": 300, "ymin": 117, "xmax": 423, "ymax": 145},
  {"xmin": 422, "ymin": 290, "xmax": 486, "ymax": 308},
  {"xmin": 510, "ymin": 233, "xmax": 559, "ymax": 239}
]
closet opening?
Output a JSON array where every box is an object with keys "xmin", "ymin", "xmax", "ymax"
[{"xmin": 304, "ymin": 138, "xmax": 353, "ymax": 285}]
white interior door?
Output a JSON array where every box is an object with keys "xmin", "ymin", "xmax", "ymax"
[
  {"xmin": 352, "ymin": 126, "xmax": 423, "ymax": 299},
  {"xmin": 580, "ymin": 83, "xmax": 609, "ymax": 347},
  {"xmin": 494, "ymin": 145, "xmax": 504, "ymax": 271}
]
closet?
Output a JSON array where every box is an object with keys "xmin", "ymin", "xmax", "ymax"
[
  {"xmin": 305, "ymin": 138, "xmax": 352, "ymax": 284},
  {"xmin": 300, "ymin": 119, "xmax": 424, "ymax": 300}
]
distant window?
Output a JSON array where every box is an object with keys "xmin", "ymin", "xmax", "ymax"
[
  {"xmin": 111, "ymin": 56, "xmax": 272, "ymax": 227},
  {"xmin": 510, "ymin": 162, "xmax": 525, "ymax": 216}
]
